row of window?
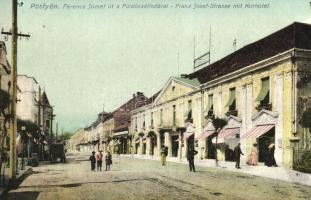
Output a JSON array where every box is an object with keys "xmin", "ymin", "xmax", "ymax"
[{"xmin": 134, "ymin": 77, "xmax": 270, "ymax": 130}]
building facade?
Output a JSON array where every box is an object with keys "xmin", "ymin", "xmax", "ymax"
[
  {"xmin": 187, "ymin": 22, "xmax": 311, "ymax": 168},
  {"xmin": 130, "ymin": 77, "xmax": 201, "ymax": 159},
  {"xmin": 130, "ymin": 22, "xmax": 311, "ymax": 168}
]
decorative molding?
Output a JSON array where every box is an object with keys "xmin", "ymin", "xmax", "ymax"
[{"xmin": 251, "ymin": 109, "xmax": 279, "ymax": 126}]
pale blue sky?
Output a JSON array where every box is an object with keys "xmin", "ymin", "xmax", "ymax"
[{"xmin": 0, "ymin": 0, "xmax": 310, "ymax": 132}]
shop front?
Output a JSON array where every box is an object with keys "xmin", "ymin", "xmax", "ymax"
[{"xmin": 240, "ymin": 110, "xmax": 279, "ymax": 164}]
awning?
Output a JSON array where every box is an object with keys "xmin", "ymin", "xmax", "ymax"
[
  {"xmin": 184, "ymin": 132, "xmax": 194, "ymax": 140},
  {"xmin": 240, "ymin": 124, "xmax": 274, "ymax": 140},
  {"xmin": 218, "ymin": 128, "xmax": 240, "ymax": 139},
  {"xmin": 205, "ymin": 95, "xmax": 213, "ymax": 113},
  {"xmin": 196, "ymin": 130, "xmax": 214, "ymax": 140},
  {"xmin": 225, "ymin": 88, "xmax": 236, "ymax": 107},
  {"xmin": 256, "ymin": 78, "xmax": 269, "ymax": 101}
]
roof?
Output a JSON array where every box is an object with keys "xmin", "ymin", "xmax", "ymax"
[
  {"xmin": 40, "ymin": 91, "xmax": 51, "ymax": 106},
  {"xmin": 112, "ymin": 93, "xmax": 148, "ymax": 131},
  {"xmin": 173, "ymin": 76, "xmax": 200, "ymax": 87},
  {"xmin": 187, "ymin": 22, "xmax": 311, "ymax": 84},
  {"xmin": 145, "ymin": 91, "xmax": 161, "ymax": 105}
]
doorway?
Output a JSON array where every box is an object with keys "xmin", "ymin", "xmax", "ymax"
[
  {"xmin": 258, "ymin": 127, "xmax": 275, "ymax": 162},
  {"xmin": 171, "ymin": 135, "xmax": 178, "ymax": 157}
]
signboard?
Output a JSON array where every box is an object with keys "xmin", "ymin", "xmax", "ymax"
[{"xmin": 194, "ymin": 52, "xmax": 210, "ymax": 70}]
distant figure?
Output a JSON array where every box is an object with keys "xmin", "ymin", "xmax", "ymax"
[
  {"xmin": 247, "ymin": 143, "xmax": 258, "ymax": 166},
  {"xmin": 187, "ymin": 148, "xmax": 198, "ymax": 172},
  {"xmin": 105, "ymin": 151, "xmax": 112, "ymax": 171},
  {"xmin": 96, "ymin": 150, "xmax": 103, "ymax": 171},
  {"xmin": 89, "ymin": 151, "xmax": 96, "ymax": 171},
  {"xmin": 234, "ymin": 143, "xmax": 244, "ymax": 169},
  {"xmin": 160, "ymin": 145, "xmax": 168, "ymax": 166},
  {"xmin": 265, "ymin": 143, "xmax": 278, "ymax": 167}
]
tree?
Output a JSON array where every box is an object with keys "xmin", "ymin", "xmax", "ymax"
[{"xmin": 212, "ymin": 117, "xmax": 227, "ymax": 166}]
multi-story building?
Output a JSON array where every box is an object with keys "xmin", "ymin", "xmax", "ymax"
[
  {"xmin": 16, "ymin": 75, "xmax": 40, "ymax": 124},
  {"xmin": 130, "ymin": 22, "xmax": 311, "ymax": 169},
  {"xmin": 130, "ymin": 77, "xmax": 201, "ymax": 159},
  {"xmin": 38, "ymin": 91, "xmax": 54, "ymax": 136},
  {"xmin": 186, "ymin": 22, "xmax": 311, "ymax": 168},
  {"xmin": 0, "ymin": 41, "xmax": 11, "ymax": 154}
]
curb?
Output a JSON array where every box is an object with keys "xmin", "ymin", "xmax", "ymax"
[{"xmin": 0, "ymin": 167, "xmax": 32, "ymax": 198}]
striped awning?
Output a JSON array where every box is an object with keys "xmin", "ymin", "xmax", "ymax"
[
  {"xmin": 218, "ymin": 128, "xmax": 240, "ymax": 139},
  {"xmin": 196, "ymin": 130, "xmax": 215, "ymax": 140},
  {"xmin": 184, "ymin": 132, "xmax": 194, "ymax": 140},
  {"xmin": 240, "ymin": 124, "xmax": 274, "ymax": 140}
]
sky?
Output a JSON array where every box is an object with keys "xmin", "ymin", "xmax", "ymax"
[{"xmin": 0, "ymin": 0, "xmax": 311, "ymax": 133}]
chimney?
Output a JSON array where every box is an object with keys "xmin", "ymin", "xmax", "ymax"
[
  {"xmin": 133, "ymin": 93, "xmax": 136, "ymax": 99},
  {"xmin": 136, "ymin": 92, "xmax": 144, "ymax": 96}
]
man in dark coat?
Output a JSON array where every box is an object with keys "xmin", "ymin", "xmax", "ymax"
[
  {"xmin": 160, "ymin": 145, "xmax": 168, "ymax": 166},
  {"xmin": 234, "ymin": 143, "xmax": 244, "ymax": 169},
  {"xmin": 187, "ymin": 148, "xmax": 198, "ymax": 172},
  {"xmin": 105, "ymin": 151, "xmax": 112, "ymax": 171},
  {"xmin": 89, "ymin": 151, "xmax": 96, "ymax": 171}
]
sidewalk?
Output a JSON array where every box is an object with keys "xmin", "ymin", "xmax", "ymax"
[
  {"xmin": 0, "ymin": 166, "xmax": 32, "ymax": 198},
  {"xmin": 121, "ymin": 154, "xmax": 311, "ymax": 187}
]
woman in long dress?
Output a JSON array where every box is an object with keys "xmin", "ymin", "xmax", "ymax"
[{"xmin": 247, "ymin": 143, "xmax": 258, "ymax": 165}]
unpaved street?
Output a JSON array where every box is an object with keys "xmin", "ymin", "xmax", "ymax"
[{"xmin": 3, "ymin": 152, "xmax": 311, "ymax": 200}]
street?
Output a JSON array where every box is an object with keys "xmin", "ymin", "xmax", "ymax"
[{"xmin": 2, "ymin": 152, "xmax": 311, "ymax": 200}]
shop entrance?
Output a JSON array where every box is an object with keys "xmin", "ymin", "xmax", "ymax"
[
  {"xmin": 207, "ymin": 135, "xmax": 216, "ymax": 159},
  {"xmin": 258, "ymin": 127, "xmax": 275, "ymax": 162},
  {"xmin": 171, "ymin": 135, "xmax": 178, "ymax": 157}
]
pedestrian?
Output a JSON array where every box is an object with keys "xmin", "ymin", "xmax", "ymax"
[
  {"xmin": 187, "ymin": 147, "xmax": 198, "ymax": 172},
  {"xmin": 160, "ymin": 145, "xmax": 168, "ymax": 166},
  {"xmin": 246, "ymin": 143, "xmax": 258, "ymax": 166},
  {"xmin": 265, "ymin": 143, "xmax": 278, "ymax": 167},
  {"xmin": 96, "ymin": 150, "xmax": 103, "ymax": 171},
  {"xmin": 233, "ymin": 143, "xmax": 244, "ymax": 169},
  {"xmin": 105, "ymin": 151, "xmax": 112, "ymax": 171},
  {"xmin": 89, "ymin": 151, "xmax": 96, "ymax": 171}
]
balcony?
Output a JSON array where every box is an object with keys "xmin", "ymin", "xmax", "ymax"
[
  {"xmin": 256, "ymin": 103, "xmax": 272, "ymax": 111},
  {"xmin": 226, "ymin": 109, "xmax": 238, "ymax": 117}
]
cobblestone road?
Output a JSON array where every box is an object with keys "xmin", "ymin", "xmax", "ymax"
[{"xmin": 3, "ymin": 152, "xmax": 311, "ymax": 200}]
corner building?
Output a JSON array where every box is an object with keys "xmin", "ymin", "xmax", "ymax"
[{"xmin": 187, "ymin": 22, "xmax": 311, "ymax": 168}]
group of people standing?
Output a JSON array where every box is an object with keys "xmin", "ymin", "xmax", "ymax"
[
  {"xmin": 234, "ymin": 142, "xmax": 278, "ymax": 169},
  {"xmin": 89, "ymin": 150, "xmax": 112, "ymax": 171},
  {"xmin": 90, "ymin": 141, "xmax": 277, "ymax": 172}
]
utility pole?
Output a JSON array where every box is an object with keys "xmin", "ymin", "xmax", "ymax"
[{"xmin": 1, "ymin": 0, "xmax": 30, "ymax": 180}]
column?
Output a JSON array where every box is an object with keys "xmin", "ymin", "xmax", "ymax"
[
  {"xmin": 156, "ymin": 133, "xmax": 161, "ymax": 156},
  {"xmin": 165, "ymin": 132, "xmax": 172, "ymax": 157},
  {"xmin": 240, "ymin": 85, "xmax": 247, "ymax": 156},
  {"xmin": 274, "ymin": 73, "xmax": 283, "ymax": 165}
]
